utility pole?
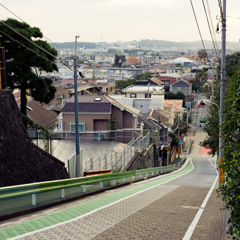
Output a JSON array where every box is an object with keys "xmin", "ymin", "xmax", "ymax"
[
  {"xmin": 219, "ymin": 0, "xmax": 226, "ymax": 184},
  {"xmin": 157, "ymin": 108, "xmax": 160, "ymax": 166},
  {"xmin": 178, "ymin": 113, "xmax": 180, "ymax": 158},
  {"xmin": 74, "ymin": 36, "xmax": 81, "ymax": 177}
]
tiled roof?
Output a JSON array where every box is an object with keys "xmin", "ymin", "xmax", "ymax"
[
  {"xmin": 62, "ymin": 102, "xmax": 111, "ymax": 113},
  {"xmin": 105, "ymin": 96, "xmax": 140, "ymax": 116},
  {"xmin": 150, "ymin": 78, "xmax": 164, "ymax": 85},
  {"xmin": 171, "ymin": 79, "xmax": 190, "ymax": 87},
  {"xmin": 27, "ymin": 101, "xmax": 58, "ymax": 129},
  {"xmin": 69, "ymin": 95, "xmax": 109, "ymax": 103},
  {"xmin": 164, "ymin": 99, "xmax": 183, "ymax": 112},
  {"xmin": 150, "ymin": 110, "xmax": 170, "ymax": 125}
]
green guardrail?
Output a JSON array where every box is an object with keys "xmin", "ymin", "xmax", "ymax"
[{"xmin": 0, "ymin": 162, "xmax": 186, "ymax": 216}]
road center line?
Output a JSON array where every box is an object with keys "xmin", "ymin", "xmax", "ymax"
[{"xmin": 182, "ymin": 174, "xmax": 218, "ymax": 240}]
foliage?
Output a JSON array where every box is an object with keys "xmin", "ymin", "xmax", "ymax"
[
  {"xmin": 123, "ymin": 49, "xmax": 144, "ymax": 54},
  {"xmin": 108, "ymin": 116, "xmax": 118, "ymax": 140},
  {"xmin": 193, "ymin": 70, "xmax": 208, "ymax": 92},
  {"xmin": 165, "ymin": 91, "xmax": 185, "ymax": 106},
  {"xmin": 204, "ymin": 52, "xmax": 240, "ymax": 238},
  {"xmin": 115, "ymin": 79, "xmax": 136, "ymax": 90},
  {"xmin": 202, "ymin": 96, "xmax": 219, "ymax": 155},
  {"xmin": 168, "ymin": 133, "xmax": 178, "ymax": 147},
  {"xmin": 115, "ymin": 71, "xmax": 152, "ymax": 90},
  {"xmin": 107, "ymin": 48, "xmax": 120, "ymax": 54},
  {"xmin": 0, "ymin": 18, "xmax": 58, "ymax": 115},
  {"xmin": 134, "ymin": 71, "xmax": 152, "ymax": 80},
  {"xmin": 113, "ymin": 54, "xmax": 126, "ymax": 68},
  {"xmin": 198, "ymin": 49, "xmax": 208, "ymax": 59},
  {"xmin": 21, "ymin": 114, "xmax": 51, "ymax": 153},
  {"xmin": 171, "ymin": 113, "xmax": 189, "ymax": 136},
  {"xmin": 218, "ymin": 53, "xmax": 240, "ymax": 238}
]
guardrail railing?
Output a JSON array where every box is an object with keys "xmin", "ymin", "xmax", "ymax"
[
  {"xmin": 84, "ymin": 132, "xmax": 150, "ymax": 172},
  {"xmin": 0, "ymin": 158, "xmax": 186, "ymax": 216}
]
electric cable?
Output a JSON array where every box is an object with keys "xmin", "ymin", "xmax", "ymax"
[
  {"xmin": 0, "ymin": 18, "xmax": 74, "ymax": 73},
  {"xmin": 218, "ymin": 0, "xmax": 224, "ymax": 22},
  {"xmin": 189, "ymin": 0, "xmax": 207, "ymax": 52},
  {"xmin": 202, "ymin": 0, "xmax": 220, "ymax": 58},
  {"xmin": 0, "ymin": 29, "xmax": 59, "ymax": 67},
  {"xmin": 0, "ymin": 3, "xmax": 69, "ymax": 55}
]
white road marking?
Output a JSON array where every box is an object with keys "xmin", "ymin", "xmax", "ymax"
[
  {"xmin": 182, "ymin": 174, "xmax": 218, "ymax": 240},
  {"xmin": 11, "ymin": 160, "xmax": 194, "ymax": 240}
]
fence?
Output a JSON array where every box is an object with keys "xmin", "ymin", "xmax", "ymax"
[
  {"xmin": 67, "ymin": 149, "xmax": 83, "ymax": 178},
  {"xmin": 0, "ymin": 158, "xmax": 186, "ymax": 216},
  {"xmin": 84, "ymin": 132, "xmax": 150, "ymax": 172}
]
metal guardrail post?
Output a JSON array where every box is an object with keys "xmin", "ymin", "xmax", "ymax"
[
  {"xmin": 104, "ymin": 154, "xmax": 107, "ymax": 169},
  {"xmin": 83, "ymin": 185, "xmax": 86, "ymax": 193},
  {"xmin": 32, "ymin": 194, "xmax": 36, "ymax": 206},
  {"xmin": 123, "ymin": 147, "xmax": 126, "ymax": 168},
  {"xmin": 110, "ymin": 153, "xmax": 113, "ymax": 169},
  {"xmin": 115, "ymin": 152, "xmax": 117, "ymax": 169},
  {"xmin": 100, "ymin": 182, "xmax": 103, "ymax": 188},
  {"xmin": 90, "ymin": 157, "xmax": 93, "ymax": 171},
  {"xmin": 61, "ymin": 189, "xmax": 65, "ymax": 198}
]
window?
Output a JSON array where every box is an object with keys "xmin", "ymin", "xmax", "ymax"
[
  {"xmin": 145, "ymin": 93, "xmax": 151, "ymax": 98},
  {"xmin": 57, "ymin": 94, "xmax": 64, "ymax": 100},
  {"xmin": 94, "ymin": 133, "xmax": 105, "ymax": 140},
  {"xmin": 164, "ymin": 81, "xmax": 170, "ymax": 86},
  {"xmin": 70, "ymin": 122, "xmax": 85, "ymax": 133},
  {"xmin": 130, "ymin": 93, "xmax": 136, "ymax": 98},
  {"xmin": 175, "ymin": 87, "xmax": 181, "ymax": 91}
]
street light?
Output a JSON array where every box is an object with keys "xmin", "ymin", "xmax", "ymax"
[{"xmin": 203, "ymin": 100, "xmax": 220, "ymax": 113}]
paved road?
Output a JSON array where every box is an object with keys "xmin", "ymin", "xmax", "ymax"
[{"xmin": 0, "ymin": 95, "xmax": 226, "ymax": 240}]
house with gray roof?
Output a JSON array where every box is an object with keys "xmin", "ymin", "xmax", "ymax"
[
  {"xmin": 170, "ymin": 79, "xmax": 192, "ymax": 96},
  {"xmin": 56, "ymin": 95, "xmax": 141, "ymax": 143}
]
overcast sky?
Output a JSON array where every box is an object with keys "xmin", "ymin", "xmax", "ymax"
[{"xmin": 0, "ymin": 0, "xmax": 239, "ymax": 43}]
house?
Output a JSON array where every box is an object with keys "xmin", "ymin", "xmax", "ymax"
[
  {"xmin": 134, "ymin": 77, "xmax": 164, "ymax": 86},
  {"xmin": 170, "ymin": 79, "xmax": 192, "ymax": 96},
  {"xmin": 162, "ymin": 100, "xmax": 183, "ymax": 125},
  {"xmin": 159, "ymin": 76, "xmax": 177, "ymax": 93},
  {"xmin": 56, "ymin": 95, "xmax": 141, "ymax": 143},
  {"xmin": 68, "ymin": 82, "xmax": 115, "ymax": 97},
  {"xmin": 27, "ymin": 101, "xmax": 58, "ymax": 129},
  {"xmin": 127, "ymin": 57, "xmax": 141, "ymax": 66},
  {"xmin": 122, "ymin": 85, "xmax": 164, "ymax": 99}
]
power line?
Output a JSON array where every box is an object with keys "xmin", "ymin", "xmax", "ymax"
[
  {"xmin": 0, "ymin": 29, "xmax": 59, "ymax": 67},
  {"xmin": 189, "ymin": 0, "xmax": 206, "ymax": 52},
  {"xmin": 218, "ymin": 0, "xmax": 224, "ymax": 21},
  {"xmin": 0, "ymin": 3, "xmax": 69, "ymax": 55},
  {"xmin": 0, "ymin": 18, "xmax": 73, "ymax": 72},
  {"xmin": 202, "ymin": 0, "xmax": 219, "ymax": 58}
]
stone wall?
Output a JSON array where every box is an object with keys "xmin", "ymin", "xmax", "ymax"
[
  {"xmin": 0, "ymin": 90, "xmax": 69, "ymax": 187},
  {"xmin": 124, "ymin": 144, "xmax": 156, "ymax": 171}
]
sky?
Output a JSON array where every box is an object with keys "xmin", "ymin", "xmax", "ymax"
[{"xmin": 0, "ymin": 0, "xmax": 239, "ymax": 43}]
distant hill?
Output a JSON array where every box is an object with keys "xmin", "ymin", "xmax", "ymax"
[{"xmin": 51, "ymin": 39, "xmax": 239, "ymax": 50}]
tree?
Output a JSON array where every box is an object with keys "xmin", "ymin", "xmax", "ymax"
[
  {"xmin": 135, "ymin": 71, "xmax": 152, "ymax": 80},
  {"xmin": 115, "ymin": 79, "xmax": 136, "ymax": 90},
  {"xmin": 115, "ymin": 71, "xmax": 153, "ymax": 90},
  {"xmin": 0, "ymin": 18, "xmax": 58, "ymax": 115},
  {"xmin": 165, "ymin": 91, "xmax": 186, "ymax": 106},
  {"xmin": 113, "ymin": 54, "xmax": 126, "ymax": 68},
  {"xmin": 203, "ymin": 52, "xmax": 240, "ymax": 237},
  {"xmin": 218, "ymin": 53, "xmax": 240, "ymax": 238},
  {"xmin": 194, "ymin": 70, "xmax": 208, "ymax": 92},
  {"xmin": 198, "ymin": 49, "xmax": 208, "ymax": 59}
]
